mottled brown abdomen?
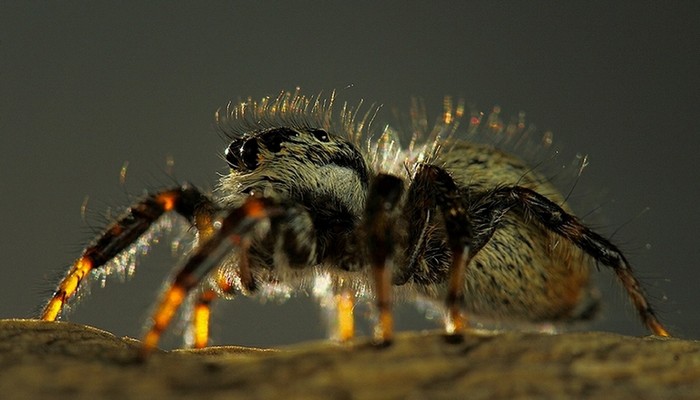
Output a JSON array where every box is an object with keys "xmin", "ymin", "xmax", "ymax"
[{"xmin": 440, "ymin": 142, "xmax": 596, "ymax": 322}]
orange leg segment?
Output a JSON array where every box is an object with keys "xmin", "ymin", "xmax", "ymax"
[
  {"xmin": 444, "ymin": 247, "xmax": 470, "ymax": 336},
  {"xmin": 192, "ymin": 290, "xmax": 216, "ymax": 349},
  {"xmin": 41, "ymin": 257, "xmax": 94, "ymax": 321},
  {"xmin": 363, "ymin": 174, "xmax": 404, "ymax": 345},
  {"xmin": 40, "ymin": 188, "xmax": 203, "ymax": 321},
  {"xmin": 335, "ymin": 291, "xmax": 355, "ymax": 342},
  {"xmin": 372, "ymin": 261, "xmax": 394, "ymax": 344},
  {"xmin": 139, "ymin": 195, "xmax": 283, "ymax": 357},
  {"xmin": 190, "ymin": 271, "xmax": 237, "ymax": 349}
]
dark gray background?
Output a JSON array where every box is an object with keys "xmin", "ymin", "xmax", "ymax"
[{"xmin": 2, "ymin": 2, "xmax": 698, "ymax": 348}]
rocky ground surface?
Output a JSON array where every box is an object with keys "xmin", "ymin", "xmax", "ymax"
[{"xmin": 1, "ymin": 319, "xmax": 699, "ymax": 399}]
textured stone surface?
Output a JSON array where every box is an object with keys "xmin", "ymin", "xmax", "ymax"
[{"xmin": 1, "ymin": 319, "xmax": 699, "ymax": 399}]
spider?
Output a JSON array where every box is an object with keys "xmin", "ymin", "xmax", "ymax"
[{"xmin": 40, "ymin": 90, "xmax": 670, "ymax": 357}]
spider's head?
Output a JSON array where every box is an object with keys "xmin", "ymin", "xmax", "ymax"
[{"xmin": 219, "ymin": 126, "xmax": 371, "ymax": 218}]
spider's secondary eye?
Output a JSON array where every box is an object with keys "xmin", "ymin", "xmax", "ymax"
[
  {"xmin": 258, "ymin": 128, "xmax": 298, "ymax": 152},
  {"xmin": 311, "ymin": 129, "xmax": 330, "ymax": 142}
]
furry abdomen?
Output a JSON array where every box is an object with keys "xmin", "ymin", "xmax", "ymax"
[{"xmin": 440, "ymin": 141, "xmax": 595, "ymax": 322}]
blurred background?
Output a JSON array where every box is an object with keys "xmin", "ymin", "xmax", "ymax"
[{"xmin": 1, "ymin": 1, "xmax": 698, "ymax": 348}]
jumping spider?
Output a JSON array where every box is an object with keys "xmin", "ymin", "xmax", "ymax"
[{"xmin": 41, "ymin": 91, "xmax": 670, "ymax": 357}]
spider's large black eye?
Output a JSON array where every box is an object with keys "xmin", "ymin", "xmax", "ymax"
[
  {"xmin": 240, "ymin": 139, "xmax": 259, "ymax": 169},
  {"xmin": 311, "ymin": 129, "xmax": 330, "ymax": 142},
  {"xmin": 224, "ymin": 139, "xmax": 242, "ymax": 169},
  {"xmin": 225, "ymin": 138, "xmax": 259, "ymax": 171},
  {"xmin": 258, "ymin": 127, "xmax": 298, "ymax": 152}
]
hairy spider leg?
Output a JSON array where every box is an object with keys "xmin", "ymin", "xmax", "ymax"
[
  {"xmin": 140, "ymin": 196, "xmax": 285, "ymax": 358},
  {"xmin": 363, "ymin": 174, "xmax": 405, "ymax": 344},
  {"xmin": 41, "ymin": 185, "xmax": 215, "ymax": 321},
  {"xmin": 334, "ymin": 289, "xmax": 356, "ymax": 342},
  {"xmin": 192, "ymin": 289, "xmax": 216, "ymax": 348},
  {"xmin": 189, "ymin": 238, "xmax": 256, "ymax": 349},
  {"xmin": 190, "ymin": 267, "xmax": 239, "ymax": 349},
  {"xmin": 187, "ymin": 208, "xmax": 224, "ymax": 350},
  {"xmin": 192, "ymin": 200, "xmax": 319, "ymax": 348},
  {"xmin": 484, "ymin": 186, "xmax": 671, "ymax": 337},
  {"xmin": 415, "ymin": 165, "xmax": 492, "ymax": 338}
]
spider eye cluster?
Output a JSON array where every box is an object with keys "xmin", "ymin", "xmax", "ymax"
[
  {"xmin": 224, "ymin": 128, "xmax": 296, "ymax": 171},
  {"xmin": 224, "ymin": 127, "xmax": 331, "ymax": 171}
]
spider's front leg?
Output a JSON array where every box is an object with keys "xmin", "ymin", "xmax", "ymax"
[
  {"xmin": 139, "ymin": 195, "xmax": 318, "ymax": 357},
  {"xmin": 188, "ymin": 203, "xmax": 317, "ymax": 348},
  {"xmin": 41, "ymin": 184, "xmax": 216, "ymax": 321}
]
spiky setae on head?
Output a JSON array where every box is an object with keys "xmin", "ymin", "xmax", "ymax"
[
  {"xmin": 215, "ymin": 89, "xmax": 375, "ymax": 147},
  {"xmin": 215, "ymin": 90, "xmax": 446, "ymax": 180},
  {"xmin": 213, "ymin": 89, "xmax": 558, "ymax": 218},
  {"xmin": 215, "ymin": 91, "xmax": 376, "ymax": 221}
]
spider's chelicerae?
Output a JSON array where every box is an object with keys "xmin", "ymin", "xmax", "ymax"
[{"xmin": 40, "ymin": 91, "xmax": 670, "ymax": 357}]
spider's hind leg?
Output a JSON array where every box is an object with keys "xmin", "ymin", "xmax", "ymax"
[
  {"xmin": 412, "ymin": 165, "xmax": 494, "ymax": 339},
  {"xmin": 485, "ymin": 186, "xmax": 670, "ymax": 337},
  {"xmin": 40, "ymin": 184, "xmax": 216, "ymax": 321}
]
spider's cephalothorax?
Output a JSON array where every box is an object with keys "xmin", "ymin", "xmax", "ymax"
[
  {"xmin": 218, "ymin": 125, "xmax": 371, "ymax": 274},
  {"xmin": 40, "ymin": 90, "xmax": 670, "ymax": 357}
]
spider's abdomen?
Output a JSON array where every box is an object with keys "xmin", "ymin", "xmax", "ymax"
[{"xmin": 438, "ymin": 142, "xmax": 596, "ymax": 322}]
